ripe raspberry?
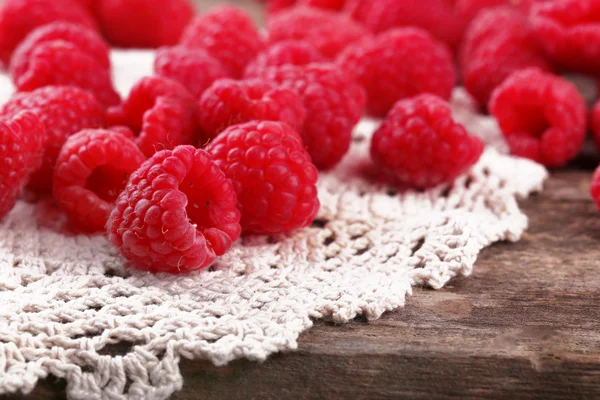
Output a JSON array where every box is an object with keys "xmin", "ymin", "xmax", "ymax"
[
  {"xmin": 106, "ymin": 76, "xmax": 200, "ymax": 157},
  {"xmin": 153, "ymin": 46, "xmax": 230, "ymax": 100},
  {"xmin": 590, "ymin": 100, "xmax": 600, "ymax": 152},
  {"xmin": 345, "ymin": 0, "xmax": 464, "ymax": 50},
  {"xmin": 529, "ymin": 0, "xmax": 600, "ymax": 73},
  {"xmin": 0, "ymin": 111, "xmax": 46, "ymax": 219},
  {"xmin": 179, "ymin": 5, "xmax": 265, "ymax": 78},
  {"xmin": 0, "ymin": 86, "xmax": 105, "ymax": 192},
  {"xmin": 337, "ymin": 28, "xmax": 456, "ymax": 117},
  {"xmin": 207, "ymin": 121, "xmax": 319, "ymax": 235},
  {"xmin": 53, "ymin": 129, "xmax": 146, "ymax": 233},
  {"xmin": 10, "ymin": 22, "xmax": 110, "ymax": 86},
  {"xmin": 590, "ymin": 166, "xmax": 600, "ymax": 211},
  {"xmin": 12, "ymin": 40, "xmax": 120, "ymax": 108},
  {"xmin": 256, "ymin": 64, "xmax": 366, "ymax": 169},
  {"xmin": 107, "ymin": 145, "xmax": 241, "ymax": 274},
  {"xmin": 0, "ymin": 0, "xmax": 97, "ymax": 65},
  {"xmin": 371, "ymin": 94, "xmax": 484, "ymax": 189},
  {"xmin": 489, "ymin": 68, "xmax": 586, "ymax": 167},
  {"xmin": 96, "ymin": 0, "xmax": 195, "ymax": 48},
  {"xmin": 460, "ymin": 7, "xmax": 553, "ymax": 108},
  {"xmin": 198, "ymin": 79, "xmax": 306, "ymax": 141},
  {"xmin": 267, "ymin": 7, "xmax": 371, "ymax": 59},
  {"xmin": 267, "ymin": 0, "xmax": 297, "ymax": 14},
  {"xmin": 244, "ymin": 40, "xmax": 325, "ymax": 78}
]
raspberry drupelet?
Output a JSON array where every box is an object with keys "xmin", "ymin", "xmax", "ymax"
[
  {"xmin": 53, "ymin": 129, "xmax": 146, "ymax": 233},
  {"xmin": 489, "ymin": 68, "xmax": 587, "ymax": 167},
  {"xmin": 106, "ymin": 76, "xmax": 200, "ymax": 157},
  {"xmin": 371, "ymin": 94, "xmax": 484, "ymax": 189},
  {"xmin": 0, "ymin": 111, "xmax": 46, "ymax": 220},
  {"xmin": 107, "ymin": 145, "xmax": 242, "ymax": 274},
  {"xmin": 198, "ymin": 78, "xmax": 306, "ymax": 141},
  {"xmin": 256, "ymin": 64, "xmax": 366, "ymax": 170},
  {"xmin": 0, "ymin": 86, "xmax": 105, "ymax": 192},
  {"xmin": 179, "ymin": 5, "xmax": 265, "ymax": 78},
  {"xmin": 267, "ymin": 7, "xmax": 371, "ymax": 59},
  {"xmin": 337, "ymin": 28, "xmax": 456, "ymax": 117},
  {"xmin": 207, "ymin": 121, "xmax": 320, "ymax": 235},
  {"xmin": 153, "ymin": 46, "xmax": 230, "ymax": 100}
]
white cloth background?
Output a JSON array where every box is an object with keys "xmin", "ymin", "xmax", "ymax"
[{"xmin": 0, "ymin": 51, "xmax": 547, "ymax": 399}]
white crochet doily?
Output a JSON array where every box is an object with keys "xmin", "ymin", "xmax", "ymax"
[{"xmin": 0, "ymin": 51, "xmax": 547, "ymax": 399}]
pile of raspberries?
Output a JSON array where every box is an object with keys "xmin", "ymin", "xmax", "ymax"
[{"xmin": 1, "ymin": 0, "xmax": 599, "ymax": 274}]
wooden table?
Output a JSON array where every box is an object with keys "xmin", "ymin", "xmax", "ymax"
[{"xmin": 6, "ymin": 1, "xmax": 600, "ymax": 398}]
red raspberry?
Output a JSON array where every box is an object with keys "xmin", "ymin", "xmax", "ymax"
[
  {"xmin": 53, "ymin": 129, "xmax": 146, "ymax": 233},
  {"xmin": 207, "ymin": 121, "xmax": 319, "ymax": 235},
  {"xmin": 179, "ymin": 5, "xmax": 265, "ymax": 78},
  {"xmin": 256, "ymin": 64, "xmax": 366, "ymax": 169},
  {"xmin": 530, "ymin": 0, "xmax": 600, "ymax": 73},
  {"xmin": 345, "ymin": 0, "xmax": 464, "ymax": 50},
  {"xmin": 0, "ymin": 111, "xmax": 46, "ymax": 219},
  {"xmin": 267, "ymin": 7, "xmax": 371, "ymax": 59},
  {"xmin": 0, "ymin": 0, "xmax": 97, "ymax": 65},
  {"xmin": 0, "ymin": 86, "xmax": 105, "ymax": 192},
  {"xmin": 106, "ymin": 76, "xmax": 200, "ymax": 157},
  {"xmin": 198, "ymin": 79, "xmax": 306, "ymax": 141},
  {"xmin": 12, "ymin": 40, "xmax": 120, "ymax": 108},
  {"xmin": 153, "ymin": 46, "xmax": 230, "ymax": 100},
  {"xmin": 337, "ymin": 28, "xmax": 456, "ymax": 117},
  {"xmin": 489, "ymin": 68, "xmax": 586, "ymax": 167},
  {"xmin": 244, "ymin": 40, "xmax": 325, "ymax": 78},
  {"xmin": 590, "ymin": 100, "xmax": 600, "ymax": 152},
  {"xmin": 590, "ymin": 166, "xmax": 600, "ymax": 211},
  {"xmin": 96, "ymin": 0, "xmax": 195, "ymax": 48},
  {"xmin": 371, "ymin": 94, "xmax": 484, "ymax": 189},
  {"xmin": 107, "ymin": 145, "xmax": 242, "ymax": 274},
  {"xmin": 460, "ymin": 7, "xmax": 553, "ymax": 108},
  {"xmin": 10, "ymin": 22, "xmax": 110, "ymax": 87},
  {"xmin": 267, "ymin": 0, "xmax": 297, "ymax": 14}
]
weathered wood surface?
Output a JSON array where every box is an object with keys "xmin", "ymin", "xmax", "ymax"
[{"xmin": 5, "ymin": 1, "xmax": 600, "ymax": 399}]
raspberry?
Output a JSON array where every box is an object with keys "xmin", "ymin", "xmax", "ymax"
[
  {"xmin": 460, "ymin": 7, "xmax": 553, "ymax": 108},
  {"xmin": 107, "ymin": 145, "xmax": 241, "ymax": 274},
  {"xmin": 0, "ymin": 86, "xmax": 105, "ymax": 192},
  {"xmin": 10, "ymin": 22, "xmax": 110, "ymax": 87},
  {"xmin": 96, "ymin": 0, "xmax": 195, "ymax": 48},
  {"xmin": 530, "ymin": 0, "xmax": 600, "ymax": 73},
  {"xmin": 256, "ymin": 64, "xmax": 366, "ymax": 169},
  {"xmin": 0, "ymin": 0, "xmax": 97, "ymax": 65},
  {"xmin": 345, "ymin": 0, "xmax": 464, "ymax": 50},
  {"xmin": 53, "ymin": 129, "xmax": 146, "ymax": 232},
  {"xmin": 267, "ymin": 7, "xmax": 371, "ymax": 59},
  {"xmin": 267, "ymin": 0, "xmax": 297, "ymax": 14},
  {"xmin": 207, "ymin": 121, "xmax": 319, "ymax": 235},
  {"xmin": 590, "ymin": 166, "xmax": 600, "ymax": 211},
  {"xmin": 337, "ymin": 28, "xmax": 456, "ymax": 117},
  {"xmin": 12, "ymin": 40, "xmax": 120, "ymax": 108},
  {"xmin": 590, "ymin": 100, "xmax": 600, "ymax": 152},
  {"xmin": 153, "ymin": 46, "xmax": 230, "ymax": 100},
  {"xmin": 179, "ymin": 5, "xmax": 265, "ymax": 78},
  {"xmin": 0, "ymin": 111, "xmax": 46, "ymax": 219},
  {"xmin": 244, "ymin": 40, "xmax": 325, "ymax": 78},
  {"xmin": 198, "ymin": 79, "xmax": 306, "ymax": 141},
  {"xmin": 371, "ymin": 94, "xmax": 484, "ymax": 189},
  {"xmin": 489, "ymin": 68, "xmax": 586, "ymax": 167},
  {"xmin": 301, "ymin": 0, "xmax": 346, "ymax": 10},
  {"xmin": 106, "ymin": 76, "xmax": 200, "ymax": 157}
]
